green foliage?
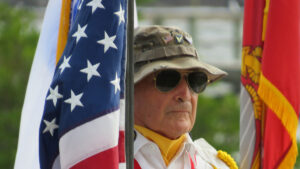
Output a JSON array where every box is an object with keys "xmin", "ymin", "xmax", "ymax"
[
  {"xmin": 0, "ymin": 3, "xmax": 38, "ymax": 110},
  {"xmin": 191, "ymin": 94, "xmax": 240, "ymax": 157},
  {"xmin": 0, "ymin": 2, "xmax": 39, "ymax": 168},
  {"xmin": 136, "ymin": 0, "xmax": 157, "ymax": 21},
  {"xmin": 136, "ymin": 0, "xmax": 156, "ymax": 6},
  {"xmin": 295, "ymin": 142, "xmax": 300, "ymax": 169}
]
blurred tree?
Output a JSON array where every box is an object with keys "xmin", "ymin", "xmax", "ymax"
[
  {"xmin": 296, "ymin": 142, "xmax": 300, "ymax": 168},
  {"xmin": 0, "ymin": 2, "xmax": 39, "ymax": 168},
  {"xmin": 136, "ymin": 0, "xmax": 156, "ymax": 5},
  {"xmin": 0, "ymin": 0, "xmax": 47, "ymax": 7},
  {"xmin": 191, "ymin": 93, "xmax": 240, "ymax": 159}
]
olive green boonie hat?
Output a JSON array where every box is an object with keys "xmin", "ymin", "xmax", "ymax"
[{"xmin": 134, "ymin": 25, "xmax": 227, "ymax": 84}]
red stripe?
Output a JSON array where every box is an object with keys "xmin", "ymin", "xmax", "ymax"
[
  {"xmin": 188, "ymin": 152, "xmax": 195, "ymax": 169},
  {"xmin": 71, "ymin": 146, "xmax": 119, "ymax": 169},
  {"xmin": 134, "ymin": 159, "xmax": 142, "ymax": 169},
  {"xmin": 119, "ymin": 130, "xmax": 125, "ymax": 163}
]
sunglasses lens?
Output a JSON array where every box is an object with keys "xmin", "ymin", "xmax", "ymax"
[
  {"xmin": 156, "ymin": 70, "xmax": 181, "ymax": 92},
  {"xmin": 188, "ymin": 72, "xmax": 208, "ymax": 93}
]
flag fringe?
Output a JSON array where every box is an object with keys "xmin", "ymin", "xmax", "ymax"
[
  {"xmin": 278, "ymin": 139, "xmax": 298, "ymax": 169},
  {"xmin": 251, "ymin": 150, "xmax": 260, "ymax": 169},
  {"xmin": 261, "ymin": 0, "xmax": 269, "ymax": 41},
  {"xmin": 56, "ymin": 0, "xmax": 72, "ymax": 64},
  {"xmin": 258, "ymin": 73, "xmax": 298, "ymax": 168}
]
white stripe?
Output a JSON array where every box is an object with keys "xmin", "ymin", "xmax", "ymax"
[
  {"xmin": 240, "ymin": 130, "xmax": 256, "ymax": 169},
  {"xmin": 52, "ymin": 156, "xmax": 61, "ymax": 169},
  {"xmin": 59, "ymin": 109, "xmax": 120, "ymax": 169},
  {"xmin": 239, "ymin": 85, "xmax": 256, "ymax": 169},
  {"xmin": 134, "ymin": 0, "xmax": 138, "ymax": 28},
  {"xmin": 240, "ymin": 97, "xmax": 255, "ymax": 142},
  {"xmin": 240, "ymin": 91, "xmax": 252, "ymax": 124},
  {"xmin": 119, "ymin": 162, "xmax": 126, "ymax": 169},
  {"xmin": 14, "ymin": 0, "xmax": 61, "ymax": 169},
  {"xmin": 120, "ymin": 99, "xmax": 125, "ymax": 130}
]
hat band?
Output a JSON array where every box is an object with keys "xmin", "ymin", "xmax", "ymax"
[{"xmin": 134, "ymin": 45, "xmax": 198, "ymax": 63}]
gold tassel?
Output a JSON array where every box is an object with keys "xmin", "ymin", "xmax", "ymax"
[{"xmin": 217, "ymin": 150, "xmax": 238, "ymax": 169}]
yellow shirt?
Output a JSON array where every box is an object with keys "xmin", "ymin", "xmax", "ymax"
[{"xmin": 134, "ymin": 125, "xmax": 186, "ymax": 166}]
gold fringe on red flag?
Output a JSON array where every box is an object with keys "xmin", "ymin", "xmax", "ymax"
[{"xmin": 258, "ymin": 73, "xmax": 298, "ymax": 168}]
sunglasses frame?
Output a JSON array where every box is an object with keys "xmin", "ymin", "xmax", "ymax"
[{"xmin": 153, "ymin": 69, "xmax": 208, "ymax": 94}]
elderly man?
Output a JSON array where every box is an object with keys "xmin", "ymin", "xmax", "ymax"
[{"xmin": 133, "ymin": 25, "xmax": 237, "ymax": 169}]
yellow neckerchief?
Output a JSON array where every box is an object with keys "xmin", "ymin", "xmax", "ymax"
[{"xmin": 134, "ymin": 125, "xmax": 186, "ymax": 166}]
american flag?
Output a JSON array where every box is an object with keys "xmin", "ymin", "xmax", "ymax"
[{"xmin": 39, "ymin": 0, "xmax": 127, "ymax": 168}]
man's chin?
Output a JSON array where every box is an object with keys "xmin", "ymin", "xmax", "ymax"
[{"xmin": 165, "ymin": 122, "xmax": 191, "ymax": 139}]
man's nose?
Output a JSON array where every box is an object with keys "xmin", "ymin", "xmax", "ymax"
[{"xmin": 174, "ymin": 77, "xmax": 193, "ymax": 102}]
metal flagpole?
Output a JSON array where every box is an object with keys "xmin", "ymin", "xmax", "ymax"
[{"xmin": 125, "ymin": 0, "xmax": 134, "ymax": 168}]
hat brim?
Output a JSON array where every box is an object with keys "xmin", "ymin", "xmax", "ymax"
[{"xmin": 134, "ymin": 57, "xmax": 228, "ymax": 84}]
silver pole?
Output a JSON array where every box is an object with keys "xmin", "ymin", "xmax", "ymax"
[{"xmin": 125, "ymin": 0, "xmax": 134, "ymax": 168}]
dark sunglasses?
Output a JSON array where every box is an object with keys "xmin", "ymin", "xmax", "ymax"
[{"xmin": 153, "ymin": 69, "xmax": 208, "ymax": 94}]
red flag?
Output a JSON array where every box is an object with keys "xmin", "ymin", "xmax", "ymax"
[
  {"xmin": 258, "ymin": 0, "xmax": 300, "ymax": 168},
  {"xmin": 240, "ymin": 0, "xmax": 300, "ymax": 168}
]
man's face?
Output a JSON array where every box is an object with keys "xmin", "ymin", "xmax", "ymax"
[{"xmin": 134, "ymin": 70, "xmax": 199, "ymax": 139}]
